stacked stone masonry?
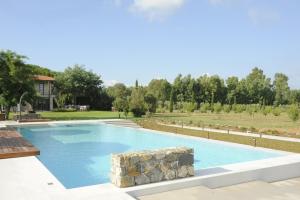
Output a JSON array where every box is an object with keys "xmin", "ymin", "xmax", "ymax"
[{"xmin": 110, "ymin": 147, "xmax": 194, "ymax": 187}]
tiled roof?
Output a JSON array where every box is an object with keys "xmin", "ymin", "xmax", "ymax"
[{"xmin": 33, "ymin": 75, "xmax": 55, "ymax": 81}]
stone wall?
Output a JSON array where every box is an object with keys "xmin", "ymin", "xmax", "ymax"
[{"xmin": 110, "ymin": 147, "xmax": 194, "ymax": 188}]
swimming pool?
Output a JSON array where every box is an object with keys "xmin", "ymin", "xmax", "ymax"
[{"xmin": 18, "ymin": 123, "xmax": 283, "ymax": 189}]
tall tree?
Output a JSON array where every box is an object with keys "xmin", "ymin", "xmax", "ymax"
[
  {"xmin": 190, "ymin": 79, "xmax": 201, "ymax": 108},
  {"xmin": 226, "ymin": 76, "xmax": 239, "ymax": 104},
  {"xmin": 144, "ymin": 93, "xmax": 157, "ymax": 113},
  {"xmin": 245, "ymin": 67, "xmax": 273, "ymax": 105},
  {"xmin": 129, "ymin": 87, "xmax": 146, "ymax": 117},
  {"xmin": 169, "ymin": 87, "xmax": 175, "ymax": 112},
  {"xmin": 147, "ymin": 79, "xmax": 171, "ymax": 107},
  {"xmin": 273, "ymin": 73, "xmax": 290, "ymax": 105},
  {"xmin": 0, "ymin": 50, "xmax": 36, "ymax": 119},
  {"xmin": 54, "ymin": 65, "xmax": 103, "ymax": 106},
  {"xmin": 289, "ymin": 90, "xmax": 300, "ymax": 106},
  {"xmin": 107, "ymin": 83, "xmax": 130, "ymax": 100}
]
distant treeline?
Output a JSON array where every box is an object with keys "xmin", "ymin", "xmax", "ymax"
[
  {"xmin": 1, "ymin": 50, "xmax": 299, "ymax": 119},
  {"xmin": 31, "ymin": 62, "xmax": 300, "ymax": 111},
  {"xmin": 108, "ymin": 67, "xmax": 299, "ymax": 107}
]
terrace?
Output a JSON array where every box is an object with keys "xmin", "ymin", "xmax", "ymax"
[{"xmin": 0, "ymin": 119, "xmax": 300, "ymax": 200}]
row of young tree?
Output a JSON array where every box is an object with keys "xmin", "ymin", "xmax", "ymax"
[{"xmin": 108, "ymin": 68, "xmax": 300, "ymax": 118}]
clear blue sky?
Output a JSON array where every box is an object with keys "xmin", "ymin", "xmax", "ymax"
[{"xmin": 1, "ymin": 0, "xmax": 299, "ymax": 88}]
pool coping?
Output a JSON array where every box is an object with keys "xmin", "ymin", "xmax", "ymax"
[{"xmin": 1, "ymin": 119, "xmax": 300, "ymax": 200}]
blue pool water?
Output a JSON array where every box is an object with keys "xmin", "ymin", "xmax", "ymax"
[{"xmin": 18, "ymin": 123, "xmax": 282, "ymax": 189}]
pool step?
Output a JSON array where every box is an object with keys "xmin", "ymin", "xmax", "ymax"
[{"xmin": 104, "ymin": 120, "xmax": 141, "ymax": 128}]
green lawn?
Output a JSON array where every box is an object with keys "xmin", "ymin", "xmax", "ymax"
[
  {"xmin": 137, "ymin": 120, "xmax": 300, "ymax": 153},
  {"xmin": 152, "ymin": 112, "xmax": 300, "ymax": 137},
  {"xmin": 38, "ymin": 111, "xmax": 132, "ymax": 120}
]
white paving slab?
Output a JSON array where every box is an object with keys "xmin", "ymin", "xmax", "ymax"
[{"xmin": 0, "ymin": 157, "xmax": 135, "ymax": 200}]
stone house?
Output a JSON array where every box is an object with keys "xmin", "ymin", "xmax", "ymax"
[{"xmin": 33, "ymin": 75, "xmax": 55, "ymax": 111}]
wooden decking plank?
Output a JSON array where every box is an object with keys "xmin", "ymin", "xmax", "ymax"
[{"xmin": 0, "ymin": 128, "xmax": 39, "ymax": 159}]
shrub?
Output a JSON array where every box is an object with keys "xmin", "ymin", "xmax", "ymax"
[
  {"xmin": 200, "ymin": 103, "xmax": 210, "ymax": 113},
  {"xmin": 272, "ymin": 107, "xmax": 281, "ymax": 116},
  {"xmin": 223, "ymin": 105, "xmax": 231, "ymax": 113},
  {"xmin": 144, "ymin": 93, "xmax": 157, "ymax": 113},
  {"xmin": 233, "ymin": 104, "xmax": 244, "ymax": 113},
  {"xmin": 145, "ymin": 111, "xmax": 152, "ymax": 118},
  {"xmin": 183, "ymin": 102, "xmax": 196, "ymax": 113},
  {"xmin": 246, "ymin": 105, "xmax": 254, "ymax": 117},
  {"xmin": 196, "ymin": 121, "xmax": 202, "ymax": 127},
  {"xmin": 249, "ymin": 126, "xmax": 257, "ymax": 132},
  {"xmin": 129, "ymin": 88, "xmax": 146, "ymax": 117},
  {"xmin": 52, "ymin": 108, "xmax": 76, "ymax": 112},
  {"xmin": 131, "ymin": 108, "xmax": 145, "ymax": 117},
  {"xmin": 213, "ymin": 102, "xmax": 222, "ymax": 114},
  {"xmin": 262, "ymin": 106, "xmax": 271, "ymax": 116},
  {"xmin": 288, "ymin": 104, "xmax": 299, "ymax": 122},
  {"xmin": 240, "ymin": 126, "xmax": 247, "ymax": 132}
]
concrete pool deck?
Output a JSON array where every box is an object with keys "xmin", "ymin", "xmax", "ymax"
[
  {"xmin": 138, "ymin": 178, "xmax": 300, "ymax": 200},
  {"xmin": 0, "ymin": 119, "xmax": 300, "ymax": 200}
]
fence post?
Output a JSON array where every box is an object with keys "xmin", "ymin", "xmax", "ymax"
[{"xmin": 252, "ymin": 138, "xmax": 257, "ymax": 147}]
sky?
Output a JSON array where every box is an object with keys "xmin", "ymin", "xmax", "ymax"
[{"xmin": 1, "ymin": 0, "xmax": 300, "ymax": 88}]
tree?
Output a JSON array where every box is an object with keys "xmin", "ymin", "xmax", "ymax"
[
  {"xmin": 288, "ymin": 104, "xmax": 299, "ymax": 122},
  {"xmin": 129, "ymin": 88, "xmax": 146, "ymax": 117},
  {"xmin": 289, "ymin": 90, "xmax": 300, "ymax": 106},
  {"xmin": 190, "ymin": 79, "xmax": 201, "ymax": 109},
  {"xmin": 28, "ymin": 64, "xmax": 58, "ymax": 77},
  {"xmin": 54, "ymin": 65, "xmax": 104, "ymax": 108},
  {"xmin": 113, "ymin": 97, "xmax": 129, "ymax": 118},
  {"xmin": 273, "ymin": 73, "xmax": 290, "ymax": 106},
  {"xmin": 213, "ymin": 102, "xmax": 223, "ymax": 114},
  {"xmin": 197, "ymin": 75, "xmax": 226, "ymax": 105},
  {"xmin": 0, "ymin": 50, "xmax": 36, "ymax": 119},
  {"xmin": 209, "ymin": 75, "xmax": 226, "ymax": 104},
  {"xmin": 147, "ymin": 79, "xmax": 171, "ymax": 107},
  {"xmin": 54, "ymin": 92, "xmax": 68, "ymax": 110},
  {"xmin": 226, "ymin": 76, "xmax": 239, "ymax": 105},
  {"xmin": 144, "ymin": 93, "xmax": 157, "ymax": 113},
  {"xmin": 169, "ymin": 87, "xmax": 175, "ymax": 112},
  {"xmin": 107, "ymin": 83, "xmax": 130, "ymax": 99},
  {"xmin": 244, "ymin": 67, "xmax": 273, "ymax": 105}
]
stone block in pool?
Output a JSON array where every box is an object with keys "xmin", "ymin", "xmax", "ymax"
[{"xmin": 110, "ymin": 147, "xmax": 194, "ymax": 187}]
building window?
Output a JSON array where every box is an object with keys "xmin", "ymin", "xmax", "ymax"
[{"xmin": 39, "ymin": 83, "xmax": 44, "ymax": 95}]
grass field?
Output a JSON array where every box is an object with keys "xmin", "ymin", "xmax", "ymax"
[
  {"xmin": 10, "ymin": 110, "xmax": 300, "ymax": 137},
  {"xmin": 38, "ymin": 111, "xmax": 131, "ymax": 120},
  {"xmin": 137, "ymin": 120, "xmax": 300, "ymax": 153},
  {"xmin": 152, "ymin": 112, "xmax": 300, "ymax": 137}
]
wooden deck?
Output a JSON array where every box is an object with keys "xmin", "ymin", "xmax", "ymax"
[{"xmin": 0, "ymin": 127, "xmax": 40, "ymax": 159}]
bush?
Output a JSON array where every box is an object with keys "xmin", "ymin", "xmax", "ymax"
[
  {"xmin": 145, "ymin": 111, "xmax": 152, "ymax": 118},
  {"xmin": 288, "ymin": 104, "xmax": 299, "ymax": 122},
  {"xmin": 223, "ymin": 105, "xmax": 231, "ymax": 113},
  {"xmin": 52, "ymin": 108, "xmax": 77, "ymax": 112},
  {"xmin": 131, "ymin": 108, "xmax": 145, "ymax": 117},
  {"xmin": 213, "ymin": 102, "xmax": 222, "ymax": 114},
  {"xmin": 272, "ymin": 107, "xmax": 281, "ymax": 116},
  {"xmin": 129, "ymin": 88, "xmax": 146, "ymax": 117},
  {"xmin": 233, "ymin": 104, "xmax": 244, "ymax": 113},
  {"xmin": 246, "ymin": 105, "xmax": 254, "ymax": 117},
  {"xmin": 183, "ymin": 102, "xmax": 196, "ymax": 113},
  {"xmin": 200, "ymin": 103, "xmax": 210, "ymax": 113},
  {"xmin": 262, "ymin": 106, "xmax": 271, "ymax": 116},
  {"xmin": 156, "ymin": 106, "xmax": 166, "ymax": 113}
]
